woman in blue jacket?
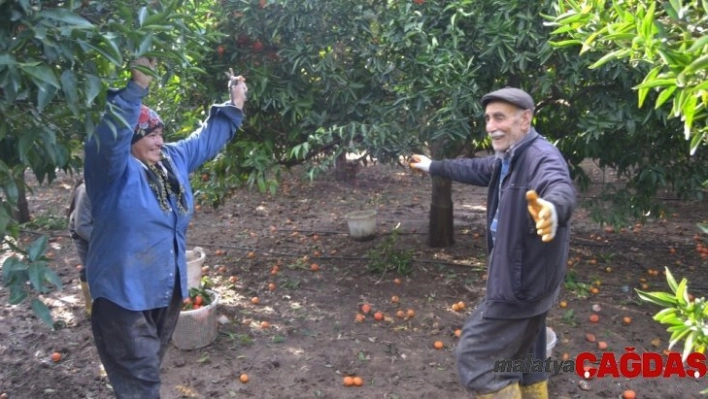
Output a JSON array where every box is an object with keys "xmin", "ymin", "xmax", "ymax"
[{"xmin": 83, "ymin": 57, "xmax": 248, "ymax": 398}]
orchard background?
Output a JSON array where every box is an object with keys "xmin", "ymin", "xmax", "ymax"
[{"xmin": 1, "ymin": 0, "xmax": 707, "ymax": 398}]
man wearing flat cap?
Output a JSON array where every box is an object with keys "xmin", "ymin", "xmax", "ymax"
[{"xmin": 410, "ymin": 87, "xmax": 575, "ymax": 398}]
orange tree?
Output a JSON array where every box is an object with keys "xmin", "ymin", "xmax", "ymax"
[
  {"xmin": 549, "ymin": 0, "xmax": 708, "ymax": 376},
  {"xmin": 195, "ymin": 0, "xmax": 705, "ymax": 247},
  {"xmin": 0, "ymin": 0, "xmax": 220, "ymax": 326}
]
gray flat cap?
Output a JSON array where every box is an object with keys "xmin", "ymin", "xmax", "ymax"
[{"xmin": 481, "ymin": 87, "xmax": 535, "ymax": 111}]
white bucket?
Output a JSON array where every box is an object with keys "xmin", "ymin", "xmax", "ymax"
[
  {"xmin": 172, "ymin": 290, "xmax": 219, "ymax": 350},
  {"xmin": 546, "ymin": 327, "xmax": 557, "ymax": 358},
  {"xmin": 186, "ymin": 247, "xmax": 206, "ymax": 290},
  {"xmin": 345, "ymin": 210, "xmax": 377, "ymax": 241}
]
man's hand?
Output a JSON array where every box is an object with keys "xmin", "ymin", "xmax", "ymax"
[
  {"xmin": 526, "ymin": 190, "xmax": 557, "ymax": 242},
  {"xmin": 226, "ymin": 68, "xmax": 248, "ymax": 110},
  {"xmin": 131, "ymin": 57, "xmax": 157, "ymax": 89},
  {"xmin": 409, "ymin": 154, "xmax": 431, "ymax": 173}
]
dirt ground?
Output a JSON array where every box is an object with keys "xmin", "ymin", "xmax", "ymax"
[{"xmin": 1, "ymin": 162, "xmax": 707, "ymax": 399}]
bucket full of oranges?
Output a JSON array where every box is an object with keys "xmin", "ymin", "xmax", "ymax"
[{"xmin": 172, "ymin": 288, "xmax": 219, "ymax": 350}]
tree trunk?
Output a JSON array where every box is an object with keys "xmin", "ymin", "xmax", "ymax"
[
  {"xmin": 334, "ymin": 152, "xmax": 359, "ymax": 181},
  {"xmin": 428, "ymin": 175, "xmax": 454, "ymax": 247},
  {"xmin": 14, "ymin": 178, "xmax": 30, "ymax": 223}
]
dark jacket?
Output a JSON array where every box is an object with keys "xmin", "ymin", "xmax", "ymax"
[{"xmin": 429, "ymin": 129, "xmax": 575, "ymax": 319}]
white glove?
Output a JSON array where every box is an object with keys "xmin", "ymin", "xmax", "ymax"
[
  {"xmin": 526, "ymin": 190, "xmax": 558, "ymax": 242},
  {"xmin": 409, "ymin": 155, "xmax": 431, "ymax": 173}
]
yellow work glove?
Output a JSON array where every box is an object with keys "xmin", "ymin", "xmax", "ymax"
[{"xmin": 526, "ymin": 190, "xmax": 558, "ymax": 243}]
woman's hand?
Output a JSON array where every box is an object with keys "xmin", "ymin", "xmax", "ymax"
[
  {"xmin": 131, "ymin": 57, "xmax": 157, "ymax": 89},
  {"xmin": 227, "ymin": 68, "xmax": 248, "ymax": 110}
]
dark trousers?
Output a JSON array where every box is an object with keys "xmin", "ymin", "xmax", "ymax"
[
  {"xmin": 91, "ymin": 287, "xmax": 182, "ymax": 399},
  {"xmin": 455, "ymin": 300, "xmax": 547, "ymax": 394}
]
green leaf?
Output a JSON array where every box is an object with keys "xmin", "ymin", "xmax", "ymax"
[
  {"xmin": 637, "ymin": 66, "xmax": 662, "ymax": 107},
  {"xmin": 137, "ymin": 32, "xmax": 154, "ymax": 56},
  {"xmin": 138, "ymin": 7, "xmax": 149, "ymax": 27},
  {"xmin": 687, "ymin": 35, "xmax": 708, "ymax": 53},
  {"xmin": 682, "ymin": 331, "xmax": 696, "ymax": 361},
  {"xmin": 8, "ymin": 284, "xmax": 28, "ymax": 305},
  {"xmin": 43, "ymin": 267, "xmax": 63, "ymax": 290},
  {"xmin": 2, "ymin": 257, "xmax": 25, "ymax": 285},
  {"xmin": 31, "ymin": 299, "xmax": 54, "ymax": 328},
  {"xmin": 28, "ymin": 262, "xmax": 43, "ymax": 292},
  {"xmin": 19, "ymin": 64, "xmax": 60, "ymax": 89},
  {"xmin": 640, "ymin": 2, "xmax": 657, "ymax": 39},
  {"xmin": 665, "ymin": 267, "xmax": 678, "ymax": 292},
  {"xmin": 60, "ymin": 70, "xmax": 79, "ymax": 115},
  {"xmin": 81, "ymin": 34, "xmax": 124, "ymax": 66},
  {"xmin": 636, "ymin": 289, "xmax": 678, "ymax": 307},
  {"xmin": 682, "ymin": 54, "xmax": 708, "ymax": 74},
  {"xmin": 589, "ymin": 49, "xmax": 631, "ymax": 69},
  {"xmin": 634, "ymin": 78, "xmax": 677, "ymax": 89},
  {"xmin": 85, "ymin": 74, "xmax": 103, "ymax": 106},
  {"xmin": 655, "ymin": 86, "xmax": 677, "ymax": 108},
  {"xmin": 37, "ymin": 82, "xmax": 59, "ymax": 112},
  {"xmin": 669, "ymin": 325, "xmax": 691, "ymax": 349},
  {"xmin": 682, "ymin": 94, "xmax": 697, "ymax": 138},
  {"xmin": 27, "ymin": 235, "xmax": 48, "ymax": 262},
  {"xmin": 39, "ymin": 9, "xmax": 93, "ymax": 28},
  {"xmin": 675, "ymin": 277, "xmax": 688, "ymax": 303}
]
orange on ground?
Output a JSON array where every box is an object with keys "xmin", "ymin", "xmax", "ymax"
[
  {"xmin": 451, "ymin": 303, "xmax": 460, "ymax": 311},
  {"xmin": 201, "ymin": 266, "xmax": 209, "ymax": 274},
  {"xmin": 585, "ymin": 333, "xmax": 596, "ymax": 343},
  {"xmin": 239, "ymin": 373, "xmax": 249, "ymax": 383},
  {"xmin": 406, "ymin": 309, "xmax": 415, "ymax": 318},
  {"xmin": 373, "ymin": 311, "xmax": 384, "ymax": 321},
  {"xmin": 623, "ymin": 316, "xmax": 632, "ymax": 325},
  {"xmin": 589, "ymin": 314, "xmax": 600, "ymax": 323},
  {"xmin": 50, "ymin": 352, "xmax": 62, "ymax": 363},
  {"xmin": 590, "ymin": 287, "xmax": 599, "ymax": 295},
  {"xmin": 361, "ymin": 304, "xmax": 371, "ymax": 314},
  {"xmin": 393, "ymin": 278, "xmax": 401, "ymax": 285},
  {"xmin": 268, "ymin": 283, "xmax": 276, "ymax": 291},
  {"xmin": 391, "ymin": 295, "xmax": 399, "ymax": 304},
  {"xmin": 355, "ymin": 314, "xmax": 365, "ymax": 323},
  {"xmin": 260, "ymin": 321, "xmax": 270, "ymax": 329},
  {"xmin": 251, "ymin": 297, "xmax": 260, "ymax": 305},
  {"xmin": 352, "ymin": 376, "xmax": 363, "ymax": 387},
  {"xmin": 623, "ymin": 390, "xmax": 636, "ymax": 399},
  {"xmin": 597, "ymin": 341, "xmax": 608, "ymax": 350},
  {"xmin": 457, "ymin": 301, "xmax": 466, "ymax": 310},
  {"xmin": 396, "ymin": 310, "xmax": 405, "ymax": 319},
  {"xmin": 559, "ymin": 300, "xmax": 567, "ymax": 308},
  {"xmin": 433, "ymin": 341, "xmax": 444, "ymax": 349},
  {"xmin": 343, "ymin": 376, "xmax": 354, "ymax": 387},
  {"xmin": 454, "ymin": 329, "xmax": 462, "ymax": 338},
  {"xmin": 310, "ymin": 263, "xmax": 319, "ymax": 272},
  {"xmin": 229, "ymin": 275, "xmax": 238, "ymax": 284}
]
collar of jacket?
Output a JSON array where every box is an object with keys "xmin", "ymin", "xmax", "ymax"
[{"xmin": 494, "ymin": 127, "xmax": 539, "ymax": 163}]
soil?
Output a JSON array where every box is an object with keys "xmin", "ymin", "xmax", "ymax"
[{"xmin": 1, "ymin": 162, "xmax": 708, "ymax": 399}]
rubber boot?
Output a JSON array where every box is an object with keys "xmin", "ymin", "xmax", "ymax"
[
  {"xmin": 520, "ymin": 380, "xmax": 548, "ymax": 399},
  {"xmin": 476, "ymin": 382, "xmax": 522, "ymax": 399},
  {"xmin": 81, "ymin": 281, "xmax": 92, "ymax": 316}
]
